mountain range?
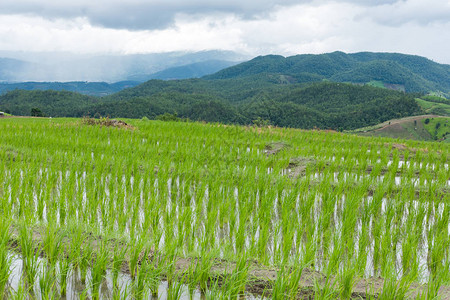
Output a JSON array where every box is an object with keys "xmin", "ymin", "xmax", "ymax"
[
  {"xmin": 1, "ymin": 51, "xmax": 449, "ymax": 131},
  {"xmin": 207, "ymin": 51, "xmax": 450, "ymax": 95},
  {"xmin": 0, "ymin": 50, "xmax": 245, "ymax": 83}
]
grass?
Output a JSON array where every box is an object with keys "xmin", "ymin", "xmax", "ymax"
[
  {"xmin": 0, "ymin": 117, "xmax": 449, "ymax": 298},
  {"xmin": 422, "ymin": 117, "xmax": 450, "ymax": 141},
  {"xmin": 367, "ymin": 80, "xmax": 386, "ymax": 89},
  {"xmin": 352, "ymin": 116, "xmax": 436, "ymax": 141},
  {"xmin": 416, "ymin": 98, "xmax": 450, "ymax": 116}
]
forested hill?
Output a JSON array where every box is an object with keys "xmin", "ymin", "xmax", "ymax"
[
  {"xmin": 205, "ymin": 52, "xmax": 450, "ymax": 96},
  {"xmin": 0, "ymin": 81, "xmax": 421, "ymax": 130},
  {"xmin": 4, "ymin": 51, "xmax": 447, "ymax": 130},
  {"xmin": 0, "ymin": 81, "xmax": 140, "ymax": 97}
]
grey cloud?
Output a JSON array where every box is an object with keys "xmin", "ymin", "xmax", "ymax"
[
  {"xmin": 0, "ymin": 0, "xmax": 403, "ymax": 30},
  {"xmin": 359, "ymin": 0, "xmax": 450, "ymax": 26},
  {"xmin": 0, "ymin": 0, "xmax": 303, "ymax": 30}
]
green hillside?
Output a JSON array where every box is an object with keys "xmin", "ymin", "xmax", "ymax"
[
  {"xmin": 0, "ymin": 89, "xmax": 98, "ymax": 117},
  {"xmin": 330, "ymin": 60, "xmax": 435, "ymax": 92},
  {"xmin": 206, "ymin": 51, "xmax": 450, "ymax": 95},
  {"xmin": 354, "ymin": 116, "xmax": 435, "ymax": 141},
  {"xmin": 422, "ymin": 116, "xmax": 450, "ymax": 142},
  {"xmin": 416, "ymin": 95, "xmax": 450, "ymax": 116},
  {"xmin": 0, "ymin": 81, "xmax": 421, "ymax": 130}
]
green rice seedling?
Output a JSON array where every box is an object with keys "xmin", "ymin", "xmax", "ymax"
[
  {"xmin": 205, "ymin": 276, "xmax": 224, "ymax": 300},
  {"xmin": 133, "ymin": 262, "xmax": 148, "ymax": 300},
  {"xmin": 226, "ymin": 254, "xmax": 249, "ymax": 299},
  {"xmin": 39, "ymin": 266, "xmax": 57, "ymax": 300},
  {"xmin": 356, "ymin": 224, "xmax": 369, "ymax": 276},
  {"xmin": 382, "ymin": 276, "xmax": 413, "ymax": 300},
  {"xmin": 313, "ymin": 274, "xmax": 336, "ymax": 300},
  {"xmin": 0, "ymin": 250, "xmax": 12, "ymax": 298},
  {"xmin": 134, "ymin": 247, "xmax": 158, "ymax": 299},
  {"xmin": 112, "ymin": 282, "xmax": 131, "ymax": 300},
  {"xmin": 165, "ymin": 253, "xmax": 179, "ymax": 289},
  {"xmin": 78, "ymin": 288, "xmax": 90, "ymax": 300},
  {"xmin": 58, "ymin": 253, "xmax": 71, "ymax": 297},
  {"xmin": 325, "ymin": 233, "xmax": 342, "ymax": 276},
  {"xmin": 90, "ymin": 242, "xmax": 109, "ymax": 300},
  {"xmin": 193, "ymin": 252, "xmax": 217, "ymax": 293},
  {"xmin": 415, "ymin": 275, "xmax": 442, "ymax": 300},
  {"xmin": 185, "ymin": 262, "xmax": 198, "ymax": 300},
  {"xmin": 41, "ymin": 222, "xmax": 62, "ymax": 269},
  {"xmin": 0, "ymin": 218, "xmax": 12, "ymax": 299},
  {"xmin": 128, "ymin": 238, "xmax": 145, "ymax": 280},
  {"xmin": 379, "ymin": 261, "xmax": 412, "ymax": 300},
  {"xmin": 10, "ymin": 281, "xmax": 27, "ymax": 300},
  {"xmin": 79, "ymin": 241, "xmax": 93, "ymax": 285},
  {"xmin": 428, "ymin": 232, "xmax": 449, "ymax": 280},
  {"xmin": 401, "ymin": 232, "xmax": 420, "ymax": 281},
  {"xmin": 18, "ymin": 221, "xmax": 41, "ymax": 289},
  {"xmin": 337, "ymin": 264, "xmax": 357, "ymax": 299},
  {"xmin": 167, "ymin": 275, "xmax": 186, "ymax": 300},
  {"xmin": 147, "ymin": 257, "xmax": 164, "ymax": 298},
  {"xmin": 364, "ymin": 282, "xmax": 379, "ymax": 300},
  {"xmin": 372, "ymin": 222, "xmax": 383, "ymax": 275},
  {"xmin": 111, "ymin": 244, "xmax": 128, "ymax": 287},
  {"xmin": 67, "ymin": 223, "xmax": 85, "ymax": 280},
  {"xmin": 271, "ymin": 267, "xmax": 288, "ymax": 299},
  {"xmin": 285, "ymin": 263, "xmax": 306, "ymax": 299}
]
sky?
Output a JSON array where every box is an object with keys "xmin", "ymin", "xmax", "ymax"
[{"xmin": 0, "ymin": 0, "xmax": 449, "ymax": 64}]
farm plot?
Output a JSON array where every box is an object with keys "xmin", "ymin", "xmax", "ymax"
[{"xmin": 0, "ymin": 117, "xmax": 449, "ymax": 299}]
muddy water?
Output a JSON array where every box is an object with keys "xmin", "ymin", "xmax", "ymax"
[
  {"xmin": 8, "ymin": 253, "xmax": 201, "ymax": 300},
  {"xmin": 7, "ymin": 253, "xmax": 263, "ymax": 299}
]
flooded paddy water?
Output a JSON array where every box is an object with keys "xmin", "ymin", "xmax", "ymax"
[{"xmin": 7, "ymin": 253, "xmax": 209, "ymax": 299}]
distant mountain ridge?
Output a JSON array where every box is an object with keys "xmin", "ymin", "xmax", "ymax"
[
  {"xmin": 127, "ymin": 60, "xmax": 239, "ymax": 81},
  {"xmin": 0, "ymin": 57, "xmax": 240, "ymax": 96},
  {"xmin": 205, "ymin": 51, "xmax": 450, "ymax": 96},
  {"xmin": 0, "ymin": 50, "xmax": 246, "ymax": 82},
  {"xmin": 0, "ymin": 58, "xmax": 32, "ymax": 81},
  {"xmin": 0, "ymin": 81, "xmax": 140, "ymax": 97}
]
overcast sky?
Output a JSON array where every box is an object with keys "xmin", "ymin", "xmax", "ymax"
[{"xmin": 0, "ymin": 0, "xmax": 449, "ymax": 63}]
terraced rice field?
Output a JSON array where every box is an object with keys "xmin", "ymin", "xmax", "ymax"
[{"xmin": 0, "ymin": 117, "xmax": 449, "ymax": 299}]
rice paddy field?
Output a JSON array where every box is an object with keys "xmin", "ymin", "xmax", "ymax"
[{"xmin": 0, "ymin": 117, "xmax": 449, "ymax": 299}]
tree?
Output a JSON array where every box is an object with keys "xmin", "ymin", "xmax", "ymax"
[
  {"xmin": 31, "ymin": 108, "xmax": 43, "ymax": 117},
  {"xmin": 156, "ymin": 112, "xmax": 181, "ymax": 122},
  {"xmin": 252, "ymin": 117, "xmax": 271, "ymax": 127}
]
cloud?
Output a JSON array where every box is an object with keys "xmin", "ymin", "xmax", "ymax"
[
  {"xmin": 0, "ymin": 0, "xmax": 449, "ymax": 65},
  {"xmin": 0, "ymin": 0, "xmax": 306, "ymax": 30},
  {"xmin": 0, "ymin": 0, "xmax": 407, "ymax": 30},
  {"xmin": 360, "ymin": 0, "xmax": 450, "ymax": 26}
]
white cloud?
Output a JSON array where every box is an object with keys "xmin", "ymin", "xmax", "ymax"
[
  {"xmin": 0, "ymin": 15, "xmax": 131, "ymax": 53},
  {"xmin": 0, "ymin": 1, "xmax": 449, "ymax": 64}
]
